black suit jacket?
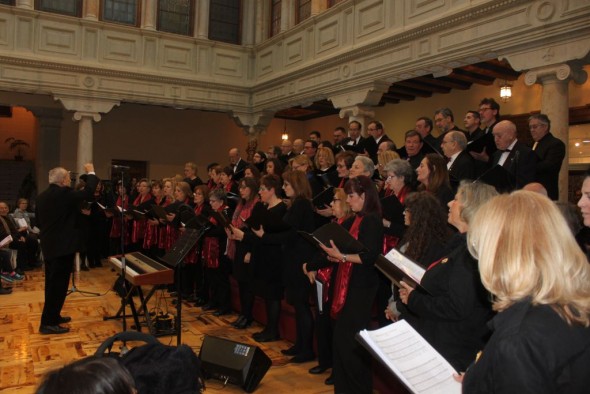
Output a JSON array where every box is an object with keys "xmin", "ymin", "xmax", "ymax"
[
  {"xmin": 491, "ymin": 141, "xmax": 537, "ymax": 189},
  {"xmin": 449, "ymin": 150, "xmax": 476, "ymax": 190},
  {"xmin": 36, "ymin": 174, "xmax": 99, "ymax": 260},
  {"xmin": 533, "ymin": 132, "xmax": 565, "ymax": 200},
  {"xmin": 232, "ymin": 159, "xmax": 248, "ymax": 181}
]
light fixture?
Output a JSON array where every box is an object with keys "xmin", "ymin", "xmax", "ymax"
[
  {"xmin": 281, "ymin": 119, "xmax": 289, "ymax": 140},
  {"xmin": 500, "ymin": 80, "xmax": 512, "ymax": 102}
]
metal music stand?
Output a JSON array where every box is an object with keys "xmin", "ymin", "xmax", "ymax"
[
  {"xmin": 66, "ymin": 253, "xmax": 100, "ymax": 296},
  {"xmin": 160, "ymin": 219, "xmax": 209, "ymax": 346}
]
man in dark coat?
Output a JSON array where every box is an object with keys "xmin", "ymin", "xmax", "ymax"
[
  {"xmin": 529, "ymin": 114, "xmax": 566, "ymax": 200},
  {"xmin": 36, "ymin": 163, "xmax": 99, "ymax": 334}
]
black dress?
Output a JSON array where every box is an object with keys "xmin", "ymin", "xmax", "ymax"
[
  {"xmin": 245, "ymin": 202, "xmax": 287, "ymax": 300},
  {"xmin": 404, "ymin": 233, "xmax": 493, "ymax": 371}
]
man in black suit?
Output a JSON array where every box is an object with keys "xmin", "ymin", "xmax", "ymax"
[
  {"xmin": 463, "ymin": 110, "xmax": 484, "ymax": 142},
  {"xmin": 441, "ymin": 131, "xmax": 475, "ymax": 191},
  {"xmin": 366, "ymin": 120, "xmax": 391, "ymax": 162},
  {"xmin": 36, "ymin": 163, "xmax": 99, "ymax": 334},
  {"xmin": 398, "ymin": 130, "xmax": 425, "ymax": 170},
  {"xmin": 491, "ymin": 121, "xmax": 537, "ymax": 190},
  {"xmin": 279, "ymin": 139, "xmax": 296, "ymax": 165},
  {"xmin": 345, "ymin": 120, "xmax": 373, "ymax": 155},
  {"xmin": 228, "ymin": 147, "xmax": 247, "ymax": 181},
  {"xmin": 529, "ymin": 114, "xmax": 566, "ymax": 200}
]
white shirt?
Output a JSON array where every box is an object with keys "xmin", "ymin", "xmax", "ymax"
[{"xmin": 498, "ymin": 139, "xmax": 517, "ymax": 167}]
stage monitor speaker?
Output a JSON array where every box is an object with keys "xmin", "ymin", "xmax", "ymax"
[{"xmin": 199, "ymin": 335, "xmax": 272, "ymax": 393}]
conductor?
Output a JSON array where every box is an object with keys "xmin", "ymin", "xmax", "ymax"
[{"xmin": 36, "ymin": 163, "xmax": 99, "ymax": 335}]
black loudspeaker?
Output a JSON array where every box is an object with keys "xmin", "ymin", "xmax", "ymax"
[{"xmin": 199, "ymin": 335, "xmax": 272, "ymax": 393}]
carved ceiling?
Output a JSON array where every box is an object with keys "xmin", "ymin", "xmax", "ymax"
[{"xmin": 275, "ymin": 59, "xmax": 521, "ymax": 121}]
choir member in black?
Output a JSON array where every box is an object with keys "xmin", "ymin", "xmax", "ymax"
[
  {"xmin": 105, "ymin": 181, "xmax": 130, "ymax": 256},
  {"xmin": 183, "ymin": 161, "xmax": 203, "ymax": 191},
  {"xmin": 265, "ymin": 158, "xmax": 284, "ymax": 177},
  {"xmin": 303, "ymin": 188, "xmax": 353, "ymax": 380},
  {"xmin": 252, "ymin": 151, "xmax": 267, "ymax": 173},
  {"xmin": 243, "ymin": 164, "xmax": 261, "ymax": 181},
  {"xmin": 376, "ymin": 150, "xmax": 400, "ymax": 196},
  {"xmin": 201, "ymin": 189, "xmax": 231, "ymax": 316},
  {"xmin": 229, "ymin": 174, "xmax": 287, "ymax": 342},
  {"xmin": 312, "ymin": 176, "xmax": 384, "ymax": 394},
  {"xmin": 416, "ymin": 153, "xmax": 454, "ymax": 212},
  {"xmin": 226, "ymin": 177, "xmax": 259, "ymax": 329},
  {"xmin": 158, "ymin": 178, "xmax": 175, "ymax": 252},
  {"xmin": 127, "ymin": 178, "xmax": 153, "ymax": 253},
  {"xmin": 397, "ymin": 181, "xmax": 497, "ymax": 372},
  {"xmin": 164, "ymin": 180, "xmax": 192, "ymax": 251},
  {"xmin": 381, "ymin": 159, "xmax": 415, "ymax": 247},
  {"xmin": 182, "ymin": 184, "xmax": 211, "ymax": 303},
  {"xmin": 314, "ymin": 147, "xmax": 339, "ymax": 187},
  {"xmin": 205, "ymin": 162, "xmax": 219, "ymax": 190},
  {"xmin": 0, "ymin": 201, "xmax": 40, "ymax": 273},
  {"xmin": 290, "ymin": 155, "xmax": 323, "ymax": 198},
  {"xmin": 143, "ymin": 180, "xmax": 167, "ymax": 259},
  {"xmin": 316, "ymin": 150, "xmax": 357, "ymax": 220},
  {"xmin": 263, "ymin": 171, "xmax": 317, "ymax": 362}
]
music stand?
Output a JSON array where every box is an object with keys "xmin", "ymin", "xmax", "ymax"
[
  {"xmin": 160, "ymin": 224, "xmax": 209, "ymax": 345},
  {"xmin": 66, "ymin": 252, "xmax": 100, "ymax": 296}
]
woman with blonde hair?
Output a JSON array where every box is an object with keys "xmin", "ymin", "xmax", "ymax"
[
  {"xmin": 314, "ymin": 147, "xmax": 338, "ymax": 187},
  {"xmin": 462, "ymin": 191, "xmax": 590, "ymax": 392}
]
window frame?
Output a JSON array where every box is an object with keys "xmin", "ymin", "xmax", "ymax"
[
  {"xmin": 156, "ymin": 0, "xmax": 195, "ymax": 37},
  {"xmin": 208, "ymin": 0, "xmax": 242, "ymax": 45},
  {"xmin": 99, "ymin": 0, "xmax": 141, "ymax": 27},
  {"xmin": 35, "ymin": 0, "xmax": 83, "ymax": 17}
]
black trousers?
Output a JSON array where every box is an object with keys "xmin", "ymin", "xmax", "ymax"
[
  {"xmin": 40, "ymin": 254, "xmax": 74, "ymax": 326},
  {"xmin": 332, "ymin": 285, "xmax": 377, "ymax": 394}
]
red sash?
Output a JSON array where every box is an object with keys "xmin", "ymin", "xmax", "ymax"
[
  {"xmin": 131, "ymin": 194, "xmax": 150, "ymax": 243},
  {"xmin": 184, "ymin": 203, "xmax": 207, "ymax": 264},
  {"xmin": 227, "ymin": 197, "xmax": 258, "ymax": 261},
  {"xmin": 201, "ymin": 206, "xmax": 226, "ymax": 269},
  {"xmin": 331, "ymin": 215, "xmax": 363, "ymax": 319}
]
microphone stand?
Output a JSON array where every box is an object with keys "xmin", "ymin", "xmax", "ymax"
[{"xmin": 117, "ymin": 170, "xmax": 130, "ymax": 354}]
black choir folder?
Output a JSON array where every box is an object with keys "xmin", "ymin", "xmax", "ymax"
[
  {"xmin": 357, "ymin": 320, "xmax": 461, "ymax": 394},
  {"xmin": 244, "ymin": 203, "xmax": 291, "ymax": 233},
  {"xmin": 476, "ymin": 164, "xmax": 516, "ymax": 193},
  {"xmin": 298, "ymin": 222, "xmax": 367, "ymax": 254},
  {"xmin": 376, "ymin": 249, "xmax": 430, "ymax": 294}
]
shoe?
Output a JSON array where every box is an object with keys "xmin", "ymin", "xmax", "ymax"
[
  {"xmin": 234, "ymin": 318, "xmax": 252, "ymax": 329},
  {"xmin": 0, "ymin": 287, "xmax": 12, "ymax": 295},
  {"xmin": 1, "ymin": 273, "xmax": 14, "ymax": 283},
  {"xmin": 58, "ymin": 316, "xmax": 72, "ymax": 324},
  {"xmin": 324, "ymin": 374, "xmax": 334, "ymax": 385},
  {"xmin": 194, "ymin": 297, "xmax": 207, "ymax": 307},
  {"xmin": 252, "ymin": 331, "xmax": 280, "ymax": 343},
  {"xmin": 29, "ymin": 262, "xmax": 42, "ymax": 268},
  {"xmin": 289, "ymin": 354, "xmax": 315, "ymax": 363},
  {"xmin": 21, "ymin": 265, "xmax": 34, "ymax": 271},
  {"xmin": 213, "ymin": 309, "xmax": 231, "ymax": 317},
  {"xmin": 201, "ymin": 303, "xmax": 217, "ymax": 311},
  {"xmin": 231, "ymin": 315, "xmax": 245, "ymax": 326},
  {"xmin": 309, "ymin": 365, "xmax": 330, "ymax": 374},
  {"xmin": 39, "ymin": 325, "xmax": 70, "ymax": 335},
  {"xmin": 10, "ymin": 272, "xmax": 25, "ymax": 281},
  {"xmin": 80, "ymin": 265, "xmax": 90, "ymax": 271},
  {"xmin": 281, "ymin": 346, "xmax": 299, "ymax": 356},
  {"xmin": 15, "ymin": 268, "xmax": 25, "ymax": 276}
]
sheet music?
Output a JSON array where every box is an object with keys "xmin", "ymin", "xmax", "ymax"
[
  {"xmin": 315, "ymin": 280, "xmax": 323, "ymax": 313},
  {"xmin": 358, "ymin": 320, "xmax": 460, "ymax": 394},
  {"xmin": 0, "ymin": 234, "xmax": 13, "ymax": 248},
  {"xmin": 14, "ymin": 217, "xmax": 28, "ymax": 229},
  {"xmin": 384, "ymin": 248, "xmax": 426, "ymax": 284}
]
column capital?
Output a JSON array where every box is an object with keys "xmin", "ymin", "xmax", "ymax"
[
  {"xmin": 231, "ymin": 110, "xmax": 275, "ymax": 139},
  {"xmin": 328, "ymin": 81, "xmax": 389, "ymax": 111},
  {"xmin": 338, "ymin": 105, "xmax": 375, "ymax": 119},
  {"xmin": 524, "ymin": 61, "xmax": 588, "ymax": 86},
  {"xmin": 54, "ymin": 96, "xmax": 120, "ymax": 116},
  {"xmin": 73, "ymin": 111, "xmax": 102, "ymax": 122},
  {"xmin": 500, "ymin": 36, "xmax": 590, "ymax": 72}
]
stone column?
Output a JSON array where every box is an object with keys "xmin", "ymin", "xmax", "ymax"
[
  {"xmin": 311, "ymin": 0, "xmax": 327, "ymax": 17},
  {"xmin": 15, "ymin": 0, "xmax": 33, "ymax": 9},
  {"xmin": 28, "ymin": 107, "xmax": 64, "ymax": 192},
  {"xmin": 254, "ymin": 0, "xmax": 267, "ymax": 44},
  {"xmin": 339, "ymin": 106, "xmax": 376, "ymax": 137},
  {"xmin": 280, "ymin": 0, "xmax": 293, "ymax": 33},
  {"xmin": 525, "ymin": 62, "xmax": 587, "ymax": 201},
  {"xmin": 73, "ymin": 111, "xmax": 101, "ymax": 175},
  {"xmin": 54, "ymin": 96, "xmax": 120, "ymax": 174},
  {"xmin": 142, "ymin": 0, "xmax": 157, "ymax": 30},
  {"xmin": 83, "ymin": 0, "xmax": 99, "ymax": 20},
  {"xmin": 241, "ymin": 0, "xmax": 256, "ymax": 46},
  {"xmin": 230, "ymin": 110, "xmax": 275, "ymax": 161},
  {"xmin": 196, "ymin": 0, "xmax": 210, "ymax": 39}
]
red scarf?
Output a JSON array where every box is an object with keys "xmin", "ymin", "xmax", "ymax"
[
  {"xmin": 202, "ymin": 206, "xmax": 227, "ymax": 269},
  {"xmin": 316, "ymin": 217, "xmax": 347, "ymax": 304},
  {"xmin": 227, "ymin": 197, "xmax": 259, "ymax": 260},
  {"xmin": 183, "ymin": 203, "xmax": 208, "ymax": 264},
  {"xmin": 331, "ymin": 215, "xmax": 363, "ymax": 319},
  {"xmin": 131, "ymin": 194, "xmax": 150, "ymax": 243}
]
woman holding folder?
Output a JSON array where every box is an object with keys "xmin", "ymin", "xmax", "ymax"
[
  {"xmin": 315, "ymin": 175, "xmax": 383, "ymax": 394},
  {"xmin": 397, "ymin": 181, "xmax": 496, "ymax": 372}
]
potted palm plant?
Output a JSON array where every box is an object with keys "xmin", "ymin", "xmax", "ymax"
[{"xmin": 5, "ymin": 137, "xmax": 30, "ymax": 160}]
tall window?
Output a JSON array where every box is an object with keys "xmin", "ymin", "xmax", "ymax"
[
  {"xmin": 296, "ymin": 0, "xmax": 311, "ymax": 24},
  {"xmin": 157, "ymin": 0, "xmax": 194, "ymax": 36},
  {"xmin": 0, "ymin": 1, "xmax": 15, "ymax": 5},
  {"xmin": 101, "ymin": 0, "xmax": 140, "ymax": 26},
  {"xmin": 328, "ymin": 0, "xmax": 345, "ymax": 6},
  {"xmin": 270, "ymin": 0, "xmax": 281, "ymax": 37},
  {"xmin": 209, "ymin": 0, "xmax": 241, "ymax": 45},
  {"xmin": 35, "ymin": 0, "xmax": 82, "ymax": 17}
]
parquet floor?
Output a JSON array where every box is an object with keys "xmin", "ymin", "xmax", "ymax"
[{"xmin": 0, "ymin": 264, "xmax": 334, "ymax": 393}]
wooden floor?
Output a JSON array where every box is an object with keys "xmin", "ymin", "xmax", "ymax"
[{"xmin": 0, "ymin": 263, "xmax": 334, "ymax": 393}]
